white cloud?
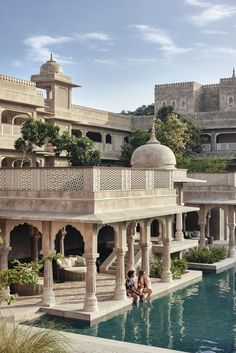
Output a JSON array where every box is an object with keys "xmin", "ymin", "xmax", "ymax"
[
  {"xmin": 203, "ymin": 29, "xmax": 228, "ymax": 35},
  {"xmin": 185, "ymin": 0, "xmax": 236, "ymax": 26},
  {"xmin": 23, "ymin": 35, "xmax": 74, "ymax": 63},
  {"xmin": 76, "ymin": 32, "xmax": 111, "ymax": 42},
  {"xmin": 210, "ymin": 46, "xmax": 236, "ymax": 56},
  {"xmin": 131, "ymin": 24, "xmax": 190, "ymax": 57},
  {"xmin": 185, "ymin": 0, "xmax": 209, "ymax": 7},
  {"xmin": 93, "ymin": 59, "xmax": 117, "ymax": 67},
  {"xmin": 192, "ymin": 5, "xmax": 236, "ymax": 26}
]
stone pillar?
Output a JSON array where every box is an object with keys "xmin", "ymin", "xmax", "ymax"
[
  {"xmin": 126, "ymin": 223, "xmax": 135, "ymax": 271},
  {"xmin": 228, "ymin": 224, "xmax": 236, "ymax": 258},
  {"xmin": 141, "ymin": 242, "xmax": 152, "ymax": 275},
  {"xmin": 228, "ymin": 206, "xmax": 236, "ymax": 258},
  {"xmin": 31, "ymin": 232, "xmax": 41, "ymax": 261},
  {"xmin": 199, "ymin": 222, "xmax": 206, "ymax": 247},
  {"xmin": 175, "ymin": 214, "xmax": 184, "ymax": 241},
  {"xmin": 211, "ymin": 132, "xmax": 217, "ymax": 151},
  {"xmin": 206, "ymin": 212, "xmax": 211, "ymax": 238},
  {"xmin": 60, "ymin": 228, "xmax": 66, "ymax": 256},
  {"xmin": 113, "ymin": 222, "xmax": 128, "ymax": 301},
  {"xmin": 0, "ymin": 220, "xmax": 11, "ymax": 296},
  {"xmin": 41, "ymin": 221, "xmax": 55, "ymax": 307},
  {"xmin": 83, "ymin": 223, "xmax": 99, "ymax": 312},
  {"xmin": 161, "ymin": 216, "xmax": 173, "ymax": 283},
  {"xmin": 83, "ymin": 253, "xmax": 99, "ymax": 312},
  {"xmin": 140, "ymin": 220, "xmax": 152, "ymax": 275},
  {"xmin": 225, "ymin": 214, "xmax": 229, "ymax": 241}
]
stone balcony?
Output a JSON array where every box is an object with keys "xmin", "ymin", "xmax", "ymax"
[{"xmin": 0, "ymin": 167, "xmax": 197, "ymax": 223}]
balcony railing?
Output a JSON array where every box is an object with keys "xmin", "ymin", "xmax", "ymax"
[{"xmin": 0, "ymin": 167, "xmax": 174, "ymax": 192}]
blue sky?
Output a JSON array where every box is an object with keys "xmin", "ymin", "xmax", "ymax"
[{"xmin": 1, "ymin": 0, "xmax": 236, "ymax": 112}]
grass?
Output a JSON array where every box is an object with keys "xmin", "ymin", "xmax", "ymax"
[{"xmin": 0, "ymin": 318, "xmax": 71, "ymax": 353}]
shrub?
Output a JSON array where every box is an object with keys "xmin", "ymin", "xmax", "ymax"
[
  {"xmin": 150, "ymin": 256, "xmax": 187, "ymax": 279},
  {"xmin": 184, "ymin": 246, "xmax": 227, "ymax": 264},
  {"xmin": 0, "ymin": 318, "xmax": 70, "ymax": 353}
]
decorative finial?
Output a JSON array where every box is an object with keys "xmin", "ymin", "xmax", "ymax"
[
  {"xmin": 147, "ymin": 119, "xmax": 160, "ymax": 144},
  {"xmin": 233, "ymin": 68, "xmax": 235, "ymax": 78},
  {"xmin": 50, "ymin": 53, "xmax": 53, "ymax": 61}
]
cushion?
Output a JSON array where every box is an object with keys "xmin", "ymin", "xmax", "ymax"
[
  {"xmin": 76, "ymin": 256, "xmax": 86, "ymax": 267},
  {"xmin": 57, "ymin": 257, "xmax": 72, "ymax": 268}
]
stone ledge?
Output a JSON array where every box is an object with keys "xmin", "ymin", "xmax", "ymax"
[{"xmin": 187, "ymin": 257, "xmax": 236, "ymax": 273}]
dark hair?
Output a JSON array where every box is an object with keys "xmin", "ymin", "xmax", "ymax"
[
  {"xmin": 138, "ymin": 270, "xmax": 145, "ymax": 281},
  {"xmin": 127, "ymin": 270, "xmax": 135, "ymax": 278}
]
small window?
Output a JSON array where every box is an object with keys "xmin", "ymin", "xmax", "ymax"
[
  {"xmin": 171, "ymin": 100, "xmax": 176, "ymax": 109},
  {"xmin": 124, "ymin": 136, "xmax": 129, "ymax": 144},
  {"xmin": 106, "ymin": 134, "xmax": 112, "ymax": 144},
  {"xmin": 162, "ymin": 101, "xmax": 167, "ymax": 107},
  {"xmin": 181, "ymin": 100, "xmax": 186, "ymax": 108},
  {"xmin": 228, "ymin": 96, "xmax": 234, "ymax": 105}
]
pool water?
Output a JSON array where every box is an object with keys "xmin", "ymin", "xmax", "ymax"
[{"xmin": 32, "ymin": 268, "xmax": 236, "ymax": 353}]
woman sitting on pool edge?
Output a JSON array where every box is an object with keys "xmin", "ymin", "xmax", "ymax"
[
  {"xmin": 137, "ymin": 270, "xmax": 152, "ymax": 302},
  {"xmin": 125, "ymin": 270, "xmax": 144, "ymax": 305}
]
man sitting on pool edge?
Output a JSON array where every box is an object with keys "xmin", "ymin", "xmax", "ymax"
[{"xmin": 125, "ymin": 270, "xmax": 144, "ymax": 305}]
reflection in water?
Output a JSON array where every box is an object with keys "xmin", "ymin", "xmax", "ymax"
[{"xmin": 30, "ymin": 267, "xmax": 236, "ymax": 353}]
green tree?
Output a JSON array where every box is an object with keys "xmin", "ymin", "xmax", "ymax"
[
  {"xmin": 120, "ymin": 129, "xmax": 150, "ymax": 166},
  {"xmin": 14, "ymin": 118, "xmax": 59, "ymax": 167},
  {"xmin": 177, "ymin": 154, "xmax": 231, "ymax": 172},
  {"xmin": 121, "ymin": 104, "xmax": 154, "ymax": 116},
  {"xmin": 53, "ymin": 132, "xmax": 100, "ymax": 166}
]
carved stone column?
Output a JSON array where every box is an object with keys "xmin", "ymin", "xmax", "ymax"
[
  {"xmin": 206, "ymin": 212, "xmax": 211, "ymax": 238},
  {"xmin": 113, "ymin": 248, "xmax": 127, "ymax": 300},
  {"xmin": 139, "ymin": 219, "xmax": 152, "ymax": 275},
  {"xmin": 126, "ymin": 223, "xmax": 135, "ymax": 271},
  {"xmin": 175, "ymin": 214, "xmax": 184, "ymax": 241},
  {"xmin": 83, "ymin": 223, "xmax": 99, "ymax": 312},
  {"xmin": 83, "ymin": 253, "xmax": 99, "ymax": 312},
  {"xmin": 113, "ymin": 222, "xmax": 127, "ymax": 301},
  {"xmin": 199, "ymin": 222, "xmax": 206, "ymax": 247},
  {"xmin": 41, "ymin": 221, "xmax": 55, "ymax": 307},
  {"xmin": 228, "ymin": 206, "xmax": 235, "ymax": 258},
  {"xmin": 161, "ymin": 216, "xmax": 172, "ymax": 283},
  {"xmin": 60, "ymin": 228, "xmax": 66, "ymax": 256},
  {"xmin": 31, "ymin": 230, "xmax": 41, "ymax": 261},
  {"xmin": 0, "ymin": 220, "xmax": 11, "ymax": 296},
  {"xmin": 228, "ymin": 223, "xmax": 236, "ymax": 258}
]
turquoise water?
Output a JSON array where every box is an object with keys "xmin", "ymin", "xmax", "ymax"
[{"xmin": 32, "ymin": 268, "xmax": 236, "ymax": 353}]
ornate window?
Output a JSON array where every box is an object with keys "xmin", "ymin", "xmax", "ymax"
[
  {"xmin": 181, "ymin": 99, "xmax": 186, "ymax": 108},
  {"xmin": 162, "ymin": 101, "xmax": 167, "ymax": 107},
  {"xmin": 171, "ymin": 100, "xmax": 176, "ymax": 109},
  {"xmin": 228, "ymin": 96, "xmax": 234, "ymax": 105}
]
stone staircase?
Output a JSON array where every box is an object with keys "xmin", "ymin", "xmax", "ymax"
[{"xmin": 101, "ymin": 242, "xmax": 142, "ymax": 275}]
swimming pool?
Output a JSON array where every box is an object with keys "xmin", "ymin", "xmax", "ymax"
[{"xmin": 32, "ymin": 268, "xmax": 236, "ymax": 353}]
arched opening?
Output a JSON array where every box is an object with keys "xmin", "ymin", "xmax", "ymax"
[
  {"xmin": 86, "ymin": 131, "xmax": 102, "ymax": 143},
  {"xmin": 151, "ymin": 220, "xmax": 160, "ymax": 237},
  {"xmin": 216, "ymin": 133, "xmax": 236, "ymax": 143},
  {"xmin": 208, "ymin": 207, "xmax": 226, "ymax": 241},
  {"xmin": 181, "ymin": 100, "xmax": 186, "ymax": 108},
  {"xmin": 13, "ymin": 115, "xmax": 29, "ymax": 126},
  {"xmin": 72, "ymin": 129, "xmax": 82, "ymax": 138},
  {"xmin": 228, "ymin": 96, "xmax": 234, "ymax": 105},
  {"xmin": 185, "ymin": 211, "xmax": 199, "ymax": 235},
  {"xmin": 1, "ymin": 157, "xmax": 9, "ymax": 167},
  {"xmin": 12, "ymin": 159, "xmax": 31, "ymax": 168},
  {"xmin": 105, "ymin": 134, "xmax": 112, "ymax": 144},
  {"xmin": 201, "ymin": 134, "xmax": 211, "ymax": 144},
  {"xmin": 54, "ymin": 225, "xmax": 84, "ymax": 256},
  {"xmin": 9, "ymin": 223, "xmax": 42, "ymax": 264},
  {"xmin": 124, "ymin": 136, "xmax": 129, "ymax": 144},
  {"xmin": 97, "ymin": 225, "xmax": 115, "ymax": 263}
]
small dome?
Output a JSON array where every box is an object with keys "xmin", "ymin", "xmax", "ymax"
[
  {"xmin": 40, "ymin": 54, "xmax": 63, "ymax": 74},
  {"xmin": 130, "ymin": 124, "xmax": 176, "ymax": 169}
]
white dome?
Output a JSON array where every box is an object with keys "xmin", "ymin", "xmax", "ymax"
[
  {"xmin": 40, "ymin": 55, "xmax": 63, "ymax": 74},
  {"xmin": 130, "ymin": 125, "xmax": 176, "ymax": 169}
]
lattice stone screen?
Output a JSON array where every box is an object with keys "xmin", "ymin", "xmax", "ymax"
[
  {"xmin": 154, "ymin": 170, "xmax": 172, "ymax": 188},
  {"xmin": 131, "ymin": 170, "xmax": 147, "ymax": 189},
  {"xmin": 99, "ymin": 169, "xmax": 122, "ymax": 190},
  {"xmin": 0, "ymin": 169, "xmax": 6, "ymax": 190},
  {"xmin": 46, "ymin": 169, "xmax": 84, "ymax": 191},
  {"xmin": 188, "ymin": 173, "xmax": 235, "ymax": 186}
]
